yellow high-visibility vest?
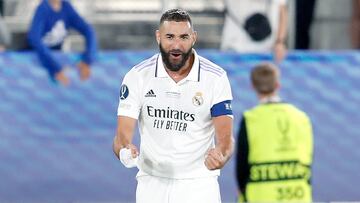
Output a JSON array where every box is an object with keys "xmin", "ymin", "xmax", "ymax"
[{"xmin": 241, "ymin": 103, "xmax": 313, "ymax": 202}]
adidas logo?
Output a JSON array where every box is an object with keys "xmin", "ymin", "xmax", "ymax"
[{"xmin": 145, "ymin": 89, "xmax": 156, "ymax": 97}]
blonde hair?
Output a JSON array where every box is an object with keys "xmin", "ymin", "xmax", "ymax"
[{"xmin": 250, "ymin": 63, "xmax": 280, "ymax": 94}]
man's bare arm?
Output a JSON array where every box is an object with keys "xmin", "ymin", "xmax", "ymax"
[
  {"xmin": 274, "ymin": 4, "xmax": 288, "ymax": 63},
  {"xmin": 113, "ymin": 116, "xmax": 137, "ymax": 159},
  {"xmin": 205, "ymin": 115, "xmax": 234, "ymax": 170}
]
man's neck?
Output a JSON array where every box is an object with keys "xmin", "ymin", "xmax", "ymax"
[{"xmin": 166, "ymin": 53, "xmax": 194, "ymax": 83}]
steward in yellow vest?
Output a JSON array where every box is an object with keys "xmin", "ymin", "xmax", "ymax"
[{"xmin": 236, "ymin": 63, "xmax": 313, "ymax": 203}]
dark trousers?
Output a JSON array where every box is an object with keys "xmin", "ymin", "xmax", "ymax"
[{"xmin": 295, "ymin": 0, "xmax": 317, "ymax": 49}]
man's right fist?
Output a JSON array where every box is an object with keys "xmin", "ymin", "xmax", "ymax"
[
  {"xmin": 204, "ymin": 148, "xmax": 226, "ymax": 170},
  {"xmin": 119, "ymin": 146, "xmax": 139, "ymax": 168}
]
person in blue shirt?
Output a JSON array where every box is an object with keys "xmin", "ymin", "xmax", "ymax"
[{"xmin": 28, "ymin": 0, "xmax": 97, "ymax": 86}]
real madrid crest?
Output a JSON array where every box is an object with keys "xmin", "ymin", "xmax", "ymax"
[{"xmin": 192, "ymin": 92, "xmax": 204, "ymax": 106}]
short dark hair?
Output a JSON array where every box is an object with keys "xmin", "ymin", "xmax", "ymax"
[
  {"xmin": 251, "ymin": 63, "xmax": 280, "ymax": 94},
  {"xmin": 160, "ymin": 8, "xmax": 192, "ymax": 26}
]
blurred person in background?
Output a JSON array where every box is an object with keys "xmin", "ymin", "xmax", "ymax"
[
  {"xmin": 295, "ymin": 0, "xmax": 317, "ymax": 49},
  {"xmin": 351, "ymin": 0, "xmax": 360, "ymax": 48},
  {"xmin": 113, "ymin": 8, "xmax": 234, "ymax": 203},
  {"xmin": 221, "ymin": 0, "xmax": 288, "ymax": 63},
  {"xmin": 27, "ymin": 0, "xmax": 97, "ymax": 86},
  {"xmin": 236, "ymin": 63, "xmax": 313, "ymax": 202}
]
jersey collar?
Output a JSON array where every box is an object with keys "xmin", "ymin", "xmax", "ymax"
[
  {"xmin": 260, "ymin": 95, "xmax": 282, "ymax": 104},
  {"xmin": 155, "ymin": 49, "xmax": 200, "ymax": 82}
]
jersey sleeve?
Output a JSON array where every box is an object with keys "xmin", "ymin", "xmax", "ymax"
[
  {"xmin": 27, "ymin": 4, "xmax": 62, "ymax": 77},
  {"xmin": 210, "ymin": 72, "xmax": 233, "ymax": 117},
  {"xmin": 117, "ymin": 69, "xmax": 142, "ymax": 119},
  {"xmin": 65, "ymin": 1, "xmax": 97, "ymax": 65}
]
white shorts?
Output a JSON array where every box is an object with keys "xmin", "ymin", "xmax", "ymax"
[{"xmin": 136, "ymin": 175, "xmax": 221, "ymax": 203}]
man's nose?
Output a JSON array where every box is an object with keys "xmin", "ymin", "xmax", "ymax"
[{"xmin": 171, "ymin": 38, "xmax": 182, "ymax": 49}]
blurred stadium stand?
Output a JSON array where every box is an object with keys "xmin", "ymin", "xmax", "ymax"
[
  {"xmin": 3, "ymin": 0, "xmax": 352, "ymax": 50},
  {"xmin": 1, "ymin": 0, "xmax": 355, "ymax": 50},
  {"xmin": 2, "ymin": 0, "xmax": 225, "ymax": 50},
  {"xmin": 311, "ymin": 0, "xmax": 353, "ymax": 49},
  {"xmin": 0, "ymin": 50, "xmax": 360, "ymax": 202}
]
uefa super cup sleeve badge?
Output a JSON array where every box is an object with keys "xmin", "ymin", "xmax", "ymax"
[
  {"xmin": 192, "ymin": 92, "xmax": 204, "ymax": 106},
  {"xmin": 120, "ymin": 84, "xmax": 129, "ymax": 100}
]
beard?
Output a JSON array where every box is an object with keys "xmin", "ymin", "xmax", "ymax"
[{"xmin": 159, "ymin": 43, "xmax": 193, "ymax": 72}]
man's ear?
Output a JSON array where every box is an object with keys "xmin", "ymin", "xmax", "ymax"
[
  {"xmin": 192, "ymin": 31, "xmax": 198, "ymax": 46},
  {"xmin": 155, "ymin": 30, "xmax": 160, "ymax": 44},
  {"xmin": 276, "ymin": 81, "xmax": 281, "ymax": 90}
]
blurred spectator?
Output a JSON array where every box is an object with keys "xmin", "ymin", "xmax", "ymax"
[
  {"xmin": 352, "ymin": 0, "xmax": 360, "ymax": 48},
  {"xmin": 0, "ymin": 15, "xmax": 11, "ymax": 51},
  {"xmin": 236, "ymin": 63, "xmax": 313, "ymax": 202},
  {"xmin": 295, "ymin": 0, "xmax": 317, "ymax": 49},
  {"xmin": 221, "ymin": 0, "xmax": 288, "ymax": 63},
  {"xmin": 27, "ymin": 0, "xmax": 97, "ymax": 86}
]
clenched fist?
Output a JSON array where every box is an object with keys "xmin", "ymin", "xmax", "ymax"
[
  {"xmin": 119, "ymin": 144, "xmax": 139, "ymax": 168},
  {"xmin": 204, "ymin": 148, "xmax": 226, "ymax": 170}
]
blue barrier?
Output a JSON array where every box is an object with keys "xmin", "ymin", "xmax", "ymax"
[{"xmin": 0, "ymin": 50, "xmax": 359, "ymax": 202}]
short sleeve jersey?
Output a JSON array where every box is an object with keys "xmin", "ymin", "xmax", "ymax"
[{"xmin": 117, "ymin": 50, "xmax": 233, "ymax": 179}]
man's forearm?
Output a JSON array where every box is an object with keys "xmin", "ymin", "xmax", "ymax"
[
  {"xmin": 213, "ymin": 115, "xmax": 234, "ymax": 164},
  {"xmin": 276, "ymin": 5, "xmax": 288, "ymax": 44},
  {"xmin": 113, "ymin": 116, "xmax": 137, "ymax": 159},
  {"xmin": 113, "ymin": 135, "xmax": 123, "ymax": 159},
  {"xmin": 113, "ymin": 131, "xmax": 133, "ymax": 159},
  {"xmin": 217, "ymin": 135, "xmax": 234, "ymax": 162}
]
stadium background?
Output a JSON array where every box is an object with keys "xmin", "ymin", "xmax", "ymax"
[{"xmin": 0, "ymin": 0, "xmax": 360, "ymax": 202}]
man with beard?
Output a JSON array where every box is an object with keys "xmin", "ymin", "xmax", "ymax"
[{"xmin": 113, "ymin": 9, "xmax": 234, "ymax": 203}]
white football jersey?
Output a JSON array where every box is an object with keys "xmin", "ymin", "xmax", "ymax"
[{"xmin": 117, "ymin": 50, "xmax": 233, "ymax": 179}]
